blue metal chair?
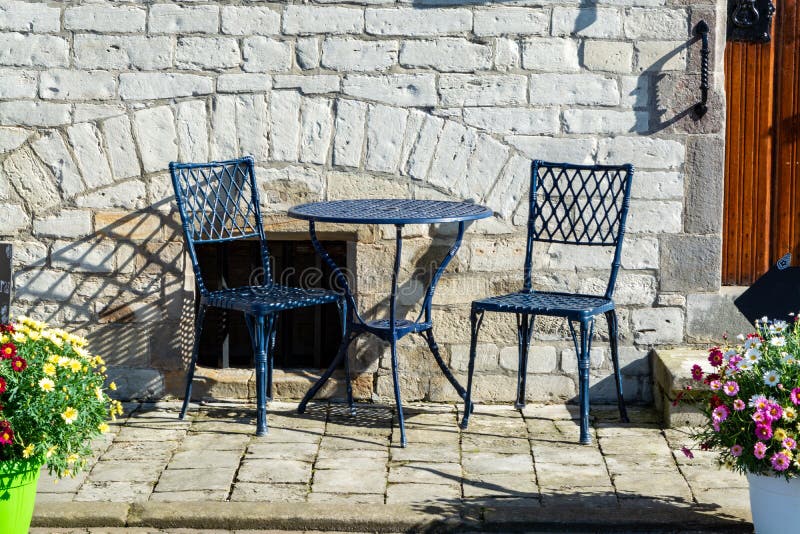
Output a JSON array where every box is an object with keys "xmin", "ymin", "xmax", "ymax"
[
  {"xmin": 169, "ymin": 157, "xmax": 349, "ymax": 435},
  {"xmin": 460, "ymin": 160, "xmax": 634, "ymax": 444}
]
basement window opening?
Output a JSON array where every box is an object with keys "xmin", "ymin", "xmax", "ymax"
[{"xmin": 194, "ymin": 239, "xmax": 347, "ymax": 370}]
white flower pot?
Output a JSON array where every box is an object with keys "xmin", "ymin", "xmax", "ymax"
[{"xmin": 747, "ymin": 473, "xmax": 800, "ymax": 533}]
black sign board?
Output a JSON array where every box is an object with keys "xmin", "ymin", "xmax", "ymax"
[
  {"xmin": 0, "ymin": 243, "xmax": 10, "ymax": 324},
  {"xmin": 734, "ymin": 253, "xmax": 800, "ymax": 327}
]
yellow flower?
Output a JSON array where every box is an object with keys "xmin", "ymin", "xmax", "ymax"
[
  {"xmin": 48, "ymin": 354, "xmax": 59, "ymax": 364},
  {"xmin": 38, "ymin": 378, "xmax": 55, "ymax": 393},
  {"xmin": 11, "ymin": 332, "xmax": 25, "ymax": 343},
  {"xmin": 61, "ymin": 407, "xmax": 78, "ymax": 425},
  {"xmin": 57, "ymin": 356, "xmax": 70, "ymax": 368},
  {"xmin": 92, "ymin": 356, "xmax": 106, "ymax": 366},
  {"xmin": 61, "ymin": 469, "xmax": 71, "ymax": 477},
  {"xmin": 68, "ymin": 359, "xmax": 81, "ymax": 373},
  {"xmin": 22, "ymin": 444, "xmax": 35, "ymax": 459},
  {"xmin": 100, "ymin": 366, "xmax": 107, "ymax": 374},
  {"xmin": 27, "ymin": 330, "xmax": 40, "ymax": 341},
  {"xmin": 775, "ymin": 428, "xmax": 789, "ymax": 443},
  {"xmin": 66, "ymin": 453, "xmax": 79, "ymax": 465},
  {"xmin": 95, "ymin": 387, "xmax": 104, "ymax": 401},
  {"xmin": 109, "ymin": 382, "xmax": 117, "ymax": 391},
  {"xmin": 42, "ymin": 363, "xmax": 56, "ymax": 376},
  {"xmin": 73, "ymin": 346, "xmax": 90, "ymax": 360},
  {"xmin": 98, "ymin": 422, "xmax": 109, "ymax": 433},
  {"xmin": 0, "ymin": 334, "xmax": 7, "ymax": 344},
  {"xmin": 45, "ymin": 445, "xmax": 57, "ymax": 458}
]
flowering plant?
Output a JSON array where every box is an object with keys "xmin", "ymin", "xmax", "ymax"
[
  {"xmin": 684, "ymin": 316, "xmax": 800, "ymax": 477},
  {"xmin": 0, "ymin": 317, "xmax": 120, "ymax": 477}
]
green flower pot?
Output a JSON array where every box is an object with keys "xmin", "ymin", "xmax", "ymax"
[{"xmin": 0, "ymin": 458, "xmax": 42, "ymax": 534}]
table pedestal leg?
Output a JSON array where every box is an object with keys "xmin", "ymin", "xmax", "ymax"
[{"xmin": 298, "ymin": 334, "xmax": 354, "ymax": 414}]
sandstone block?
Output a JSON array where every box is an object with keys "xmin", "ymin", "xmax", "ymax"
[
  {"xmin": 583, "ymin": 40, "xmax": 633, "ymax": 73},
  {"xmin": 322, "ymin": 38, "xmax": 398, "ymax": 72},
  {"xmin": 210, "ymin": 95, "xmax": 237, "ymax": 161},
  {"xmin": 40, "ymin": 69, "xmax": 116, "ymax": 101},
  {"xmin": 14, "ymin": 270, "xmax": 75, "ymax": 302},
  {"xmin": 522, "ymin": 38, "xmax": 580, "ymax": 71},
  {"xmin": 636, "ymin": 41, "xmax": 687, "ymax": 72},
  {"xmin": 284, "ymin": 6, "xmax": 364, "ymax": 34},
  {"xmin": 269, "ymin": 91, "xmax": 302, "ymax": 162},
  {"xmin": 176, "ymin": 37, "xmax": 241, "ymax": 71},
  {"xmin": 119, "ymin": 73, "xmax": 213, "ymax": 100},
  {"xmin": 400, "ymin": 38, "xmax": 491, "ymax": 72},
  {"xmin": 0, "ymin": 204, "xmax": 27, "ymax": 235},
  {"xmin": 506, "ymin": 136, "xmax": 595, "ymax": 164},
  {"xmin": 625, "ymin": 8, "xmax": 689, "ymax": 39},
  {"xmin": 67, "ymin": 123, "xmax": 113, "ymax": 189},
  {"xmin": 299, "ymin": 97, "xmax": 333, "ymax": 165},
  {"xmin": 236, "ymin": 94, "xmax": 270, "ymax": 162},
  {"xmin": 31, "ymin": 131, "xmax": 84, "ymax": 198},
  {"xmin": 221, "ymin": 6, "xmax": 280, "ymax": 35},
  {"xmin": 3, "ymin": 147, "xmax": 59, "ymax": 213},
  {"xmin": 551, "ymin": 7, "xmax": 622, "ymax": 38},
  {"xmin": 463, "ymin": 107, "xmax": 558, "ymax": 136},
  {"xmin": 660, "ymin": 235, "xmax": 722, "ymax": 292},
  {"xmin": 365, "ymin": 104, "xmax": 407, "ymax": 173},
  {"xmin": 52, "ymin": 240, "xmax": 115, "ymax": 273},
  {"xmin": 101, "ymin": 115, "xmax": 141, "ymax": 180},
  {"xmin": 631, "ymin": 307, "xmax": 684, "ymax": 345},
  {"xmin": 0, "ymin": 33, "xmax": 67, "ymax": 67},
  {"xmin": 133, "ymin": 106, "xmax": 178, "ymax": 174},
  {"xmin": 366, "ymin": 8, "xmax": 471, "ymax": 36},
  {"xmin": 0, "ymin": 101, "xmax": 70, "ymax": 127},
  {"xmin": 0, "ymin": 68, "xmax": 35, "ymax": 98},
  {"xmin": 342, "ymin": 74, "xmax": 436, "ymax": 107},
  {"xmin": 74, "ymin": 35, "xmax": 173, "ymax": 70},
  {"xmin": 597, "ymin": 137, "xmax": 684, "ymax": 169},
  {"xmin": 176, "ymin": 100, "xmax": 209, "ymax": 163},
  {"xmin": 218, "ymin": 74, "xmax": 272, "ymax": 94},
  {"xmin": 439, "ymin": 74, "xmax": 527, "ymax": 106},
  {"xmin": 563, "ymin": 109, "xmax": 649, "ymax": 134},
  {"xmin": 332, "ymin": 99, "xmax": 367, "ymax": 168},
  {"xmin": 0, "ymin": 0, "xmax": 60, "ymax": 32},
  {"xmin": 76, "ymin": 181, "xmax": 147, "ymax": 210},
  {"xmin": 33, "ymin": 210, "xmax": 92, "ymax": 238},
  {"xmin": 149, "ymin": 4, "xmax": 219, "ymax": 34},
  {"xmin": 65, "ymin": 6, "xmax": 145, "ymax": 32},
  {"xmin": 529, "ymin": 73, "xmax": 618, "ymax": 106},
  {"xmin": 474, "ymin": 8, "xmax": 549, "ymax": 36},
  {"xmin": 626, "ymin": 200, "xmax": 683, "ymax": 233},
  {"xmin": 242, "ymin": 37, "xmax": 292, "ymax": 72},
  {"xmin": 273, "ymin": 75, "xmax": 340, "ymax": 94}
]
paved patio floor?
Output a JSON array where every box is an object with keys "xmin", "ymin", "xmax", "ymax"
[{"xmin": 32, "ymin": 401, "xmax": 752, "ymax": 532}]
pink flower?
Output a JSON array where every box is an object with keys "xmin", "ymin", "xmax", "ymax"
[
  {"xmin": 754, "ymin": 442, "xmax": 768, "ymax": 459},
  {"xmin": 691, "ymin": 364, "xmax": 703, "ymax": 381},
  {"xmin": 709, "ymin": 380, "xmax": 722, "ymax": 391},
  {"xmin": 712, "ymin": 421, "xmax": 721, "ymax": 432},
  {"xmin": 733, "ymin": 399, "xmax": 746, "ymax": 411},
  {"xmin": 771, "ymin": 452, "xmax": 791, "ymax": 471},
  {"xmin": 712, "ymin": 405, "xmax": 730, "ymax": 423},
  {"xmin": 723, "ymin": 381, "xmax": 740, "ymax": 397},
  {"xmin": 708, "ymin": 348, "xmax": 724, "ymax": 367},
  {"xmin": 756, "ymin": 424, "xmax": 773, "ymax": 440},
  {"xmin": 783, "ymin": 438, "xmax": 797, "ymax": 450},
  {"xmin": 766, "ymin": 403, "xmax": 783, "ymax": 421},
  {"xmin": 753, "ymin": 411, "xmax": 767, "ymax": 424},
  {"xmin": 681, "ymin": 446, "xmax": 694, "ymax": 459},
  {"xmin": 731, "ymin": 444, "xmax": 743, "ymax": 457},
  {"xmin": 791, "ymin": 388, "xmax": 800, "ymax": 405}
]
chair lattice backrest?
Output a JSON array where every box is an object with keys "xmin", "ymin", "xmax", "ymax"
[
  {"xmin": 523, "ymin": 160, "xmax": 634, "ymax": 297},
  {"xmin": 170, "ymin": 157, "xmax": 271, "ymax": 295}
]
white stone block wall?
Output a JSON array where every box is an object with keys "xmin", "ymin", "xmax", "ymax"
[{"xmin": 0, "ymin": 0, "xmax": 728, "ymax": 403}]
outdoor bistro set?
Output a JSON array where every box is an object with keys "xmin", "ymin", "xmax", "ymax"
[{"xmin": 169, "ymin": 156, "xmax": 635, "ymax": 447}]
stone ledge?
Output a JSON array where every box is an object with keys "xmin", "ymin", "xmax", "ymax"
[
  {"xmin": 32, "ymin": 500, "xmax": 750, "ymax": 531},
  {"xmin": 652, "ymin": 347, "xmax": 708, "ymax": 428}
]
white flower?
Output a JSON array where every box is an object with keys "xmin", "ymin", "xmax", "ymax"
[
  {"xmin": 737, "ymin": 334, "xmax": 746, "ymax": 341},
  {"xmin": 771, "ymin": 320, "xmax": 789, "ymax": 334},
  {"xmin": 763, "ymin": 370, "xmax": 781, "ymax": 387},
  {"xmin": 745, "ymin": 347, "xmax": 762, "ymax": 363},
  {"xmin": 745, "ymin": 337, "xmax": 762, "ymax": 350},
  {"xmin": 782, "ymin": 352, "xmax": 797, "ymax": 365},
  {"xmin": 738, "ymin": 360, "xmax": 752, "ymax": 371},
  {"xmin": 771, "ymin": 336, "xmax": 787, "ymax": 347}
]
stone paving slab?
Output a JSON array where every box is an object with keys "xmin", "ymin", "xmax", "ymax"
[{"xmin": 32, "ymin": 401, "xmax": 753, "ymax": 531}]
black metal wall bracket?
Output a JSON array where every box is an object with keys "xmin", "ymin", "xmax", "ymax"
[
  {"xmin": 694, "ymin": 20, "xmax": 710, "ymax": 118},
  {"xmin": 727, "ymin": 0, "xmax": 775, "ymax": 42}
]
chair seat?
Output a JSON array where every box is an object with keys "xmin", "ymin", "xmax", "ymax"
[
  {"xmin": 204, "ymin": 285, "xmax": 340, "ymax": 315},
  {"xmin": 473, "ymin": 291, "xmax": 614, "ymax": 320}
]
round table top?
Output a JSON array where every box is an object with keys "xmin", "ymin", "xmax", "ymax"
[{"xmin": 288, "ymin": 199, "xmax": 493, "ymax": 225}]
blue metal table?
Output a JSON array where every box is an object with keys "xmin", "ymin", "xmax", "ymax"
[{"xmin": 288, "ymin": 199, "xmax": 492, "ymax": 446}]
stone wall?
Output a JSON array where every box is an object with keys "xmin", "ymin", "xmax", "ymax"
[{"xmin": 1, "ymin": 0, "xmax": 730, "ymax": 404}]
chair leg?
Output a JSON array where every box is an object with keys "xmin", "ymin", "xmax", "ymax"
[
  {"xmin": 605, "ymin": 310, "xmax": 629, "ymax": 424},
  {"xmin": 460, "ymin": 308, "xmax": 484, "ymax": 429},
  {"xmin": 342, "ymin": 336, "xmax": 355, "ymax": 416},
  {"xmin": 266, "ymin": 315, "xmax": 276, "ymax": 402},
  {"xmin": 577, "ymin": 319, "xmax": 594, "ymax": 445},
  {"xmin": 249, "ymin": 314, "xmax": 269, "ymax": 436},
  {"xmin": 180, "ymin": 304, "xmax": 207, "ymax": 420},
  {"xmin": 422, "ymin": 330, "xmax": 469, "ymax": 408},
  {"xmin": 389, "ymin": 336, "xmax": 407, "ymax": 447},
  {"xmin": 298, "ymin": 334, "xmax": 354, "ymax": 414},
  {"xmin": 515, "ymin": 313, "xmax": 535, "ymax": 410}
]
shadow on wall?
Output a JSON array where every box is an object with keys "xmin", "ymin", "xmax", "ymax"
[{"xmin": 13, "ymin": 200, "xmax": 194, "ymax": 400}]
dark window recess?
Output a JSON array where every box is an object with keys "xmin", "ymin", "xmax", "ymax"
[{"xmin": 194, "ymin": 240, "xmax": 346, "ymax": 370}]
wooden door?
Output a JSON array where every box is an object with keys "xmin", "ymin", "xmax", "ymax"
[{"xmin": 723, "ymin": 1, "xmax": 800, "ymax": 285}]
